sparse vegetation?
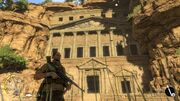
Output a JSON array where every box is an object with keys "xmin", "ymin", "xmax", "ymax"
[
  {"xmin": 15, "ymin": 0, "xmax": 28, "ymax": 11},
  {"xmin": 0, "ymin": 0, "xmax": 28, "ymax": 12},
  {"xmin": 41, "ymin": 0, "xmax": 52, "ymax": 4},
  {"xmin": 128, "ymin": 4, "xmax": 142, "ymax": 20},
  {"xmin": 176, "ymin": 48, "xmax": 180, "ymax": 55},
  {"xmin": 0, "ymin": 45, "xmax": 26, "ymax": 71}
]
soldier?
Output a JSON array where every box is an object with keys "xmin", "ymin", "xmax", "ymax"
[{"xmin": 34, "ymin": 52, "xmax": 71, "ymax": 101}]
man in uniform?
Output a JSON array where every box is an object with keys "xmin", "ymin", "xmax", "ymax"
[{"xmin": 34, "ymin": 52, "xmax": 71, "ymax": 101}]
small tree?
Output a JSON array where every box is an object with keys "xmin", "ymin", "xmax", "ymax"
[
  {"xmin": 0, "ymin": 0, "xmax": 14, "ymax": 10},
  {"xmin": 6, "ymin": 0, "xmax": 14, "ymax": 9},
  {"xmin": 0, "ymin": 0, "xmax": 28, "ymax": 12},
  {"xmin": 0, "ymin": 0, "xmax": 6, "ymax": 10},
  {"xmin": 15, "ymin": 0, "xmax": 28, "ymax": 11}
]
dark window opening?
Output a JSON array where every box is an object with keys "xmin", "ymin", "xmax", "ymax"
[
  {"xmin": 103, "ymin": 46, "xmax": 110, "ymax": 56},
  {"xmin": 59, "ymin": 17, "xmax": 63, "ymax": 21},
  {"xmin": 89, "ymin": 31, "xmax": 97, "ymax": 35},
  {"xmin": 130, "ymin": 44, "xmax": 138, "ymax": 55},
  {"xmin": 77, "ymin": 47, "xmax": 83, "ymax": 58},
  {"xmin": 53, "ymin": 32, "xmax": 60, "ymax": 37},
  {"xmin": 113, "ymin": 30, "xmax": 122, "ymax": 35},
  {"xmin": 90, "ymin": 47, "xmax": 96, "ymax": 57},
  {"xmin": 87, "ymin": 76, "xmax": 99, "ymax": 93},
  {"xmin": 116, "ymin": 44, "xmax": 124, "ymax": 56},
  {"xmin": 101, "ymin": 13, "xmax": 105, "ymax": 17},
  {"xmin": 64, "ymin": 32, "xmax": 73, "ymax": 36},
  {"xmin": 80, "ymin": 16, "xmax": 84, "ymax": 19},
  {"xmin": 69, "ymin": 16, "xmax": 73, "ymax": 21},
  {"xmin": 91, "ymin": 15, "xmax": 95, "ymax": 16},
  {"xmin": 64, "ymin": 48, "xmax": 71, "ymax": 58},
  {"xmin": 52, "ymin": 48, "xmax": 58, "ymax": 57},
  {"xmin": 77, "ymin": 31, "xmax": 84, "ymax": 35},
  {"xmin": 121, "ymin": 80, "xmax": 131, "ymax": 93},
  {"xmin": 101, "ymin": 30, "xmax": 109, "ymax": 35}
]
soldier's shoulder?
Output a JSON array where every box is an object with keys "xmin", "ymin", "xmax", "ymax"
[
  {"xmin": 41, "ymin": 63, "xmax": 49, "ymax": 68},
  {"xmin": 37, "ymin": 63, "xmax": 50, "ymax": 71}
]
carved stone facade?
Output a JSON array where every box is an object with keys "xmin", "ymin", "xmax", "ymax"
[{"xmin": 46, "ymin": 1, "xmax": 174, "ymax": 101}]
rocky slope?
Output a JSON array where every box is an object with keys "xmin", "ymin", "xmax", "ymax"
[{"xmin": 133, "ymin": 0, "xmax": 180, "ymax": 93}]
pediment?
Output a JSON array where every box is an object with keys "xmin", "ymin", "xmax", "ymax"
[
  {"xmin": 114, "ymin": 69, "xmax": 137, "ymax": 77},
  {"xmin": 77, "ymin": 58, "xmax": 107, "ymax": 70},
  {"xmin": 51, "ymin": 17, "xmax": 121, "ymax": 31}
]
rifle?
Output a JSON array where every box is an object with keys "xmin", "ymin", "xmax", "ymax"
[{"xmin": 46, "ymin": 56, "xmax": 85, "ymax": 92}]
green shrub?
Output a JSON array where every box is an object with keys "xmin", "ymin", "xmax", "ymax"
[
  {"xmin": 0, "ymin": 0, "xmax": 28, "ymax": 12},
  {"xmin": 15, "ymin": 0, "xmax": 28, "ymax": 11},
  {"xmin": 0, "ymin": 45, "xmax": 26, "ymax": 71},
  {"xmin": 176, "ymin": 48, "xmax": 180, "ymax": 55},
  {"xmin": 128, "ymin": 4, "xmax": 142, "ymax": 19}
]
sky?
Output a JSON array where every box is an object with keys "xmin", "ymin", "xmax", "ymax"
[{"xmin": 28, "ymin": 0, "xmax": 65, "ymax": 4}]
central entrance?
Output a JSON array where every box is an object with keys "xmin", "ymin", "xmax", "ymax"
[{"xmin": 77, "ymin": 58, "xmax": 108, "ymax": 101}]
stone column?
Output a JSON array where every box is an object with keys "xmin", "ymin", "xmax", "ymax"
[
  {"xmin": 82, "ymin": 70, "xmax": 86, "ymax": 91},
  {"xmin": 97, "ymin": 31, "xmax": 101, "ymax": 57},
  {"xmin": 101, "ymin": 69, "xmax": 104, "ymax": 94},
  {"xmin": 78, "ymin": 70, "xmax": 82, "ymax": 94},
  {"xmin": 73, "ymin": 32, "xmax": 77, "ymax": 58},
  {"xmin": 46, "ymin": 32, "xmax": 53, "ymax": 56},
  {"xmin": 85, "ymin": 32, "xmax": 88, "ymax": 57},
  {"xmin": 103, "ymin": 69, "xmax": 107, "ymax": 94},
  {"xmin": 81, "ymin": 70, "xmax": 84, "ymax": 101},
  {"xmin": 59, "ymin": 32, "xmax": 64, "ymax": 53},
  {"xmin": 115, "ymin": 77, "xmax": 120, "ymax": 95},
  {"xmin": 110, "ymin": 30, "xmax": 115, "ymax": 56},
  {"xmin": 131, "ymin": 76, "xmax": 136, "ymax": 94},
  {"xmin": 119, "ymin": 77, "xmax": 122, "ymax": 94}
]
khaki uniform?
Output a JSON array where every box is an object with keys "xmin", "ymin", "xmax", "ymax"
[{"xmin": 36, "ymin": 62, "xmax": 68, "ymax": 101}]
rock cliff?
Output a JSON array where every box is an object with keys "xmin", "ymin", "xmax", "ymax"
[
  {"xmin": 0, "ymin": 3, "xmax": 75, "ymax": 69},
  {"xmin": 132, "ymin": 0, "xmax": 180, "ymax": 93}
]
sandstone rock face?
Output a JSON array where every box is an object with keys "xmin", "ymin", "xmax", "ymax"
[
  {"xmin": 0, "ymin": 10, "xmax": 49, "ymax": 69},
  {"xmin": 0, "ymin": 3, "xmax": 74, "ymax": 65},
  {"xmin": 0, "ymin": 3, "xmax": 70, "ymax": 69},
  {"xmin": 133, "ymin": 0, "xmax": 180, "ymax": 93}
]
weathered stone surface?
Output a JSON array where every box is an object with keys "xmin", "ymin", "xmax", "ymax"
[
  {"xmin": 0, "ymin": 5, "xmax": 52, "ymax": 69},
  {"xmin": 133, "ymin": 0, "xmax": 180, "ymax": 93}
]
